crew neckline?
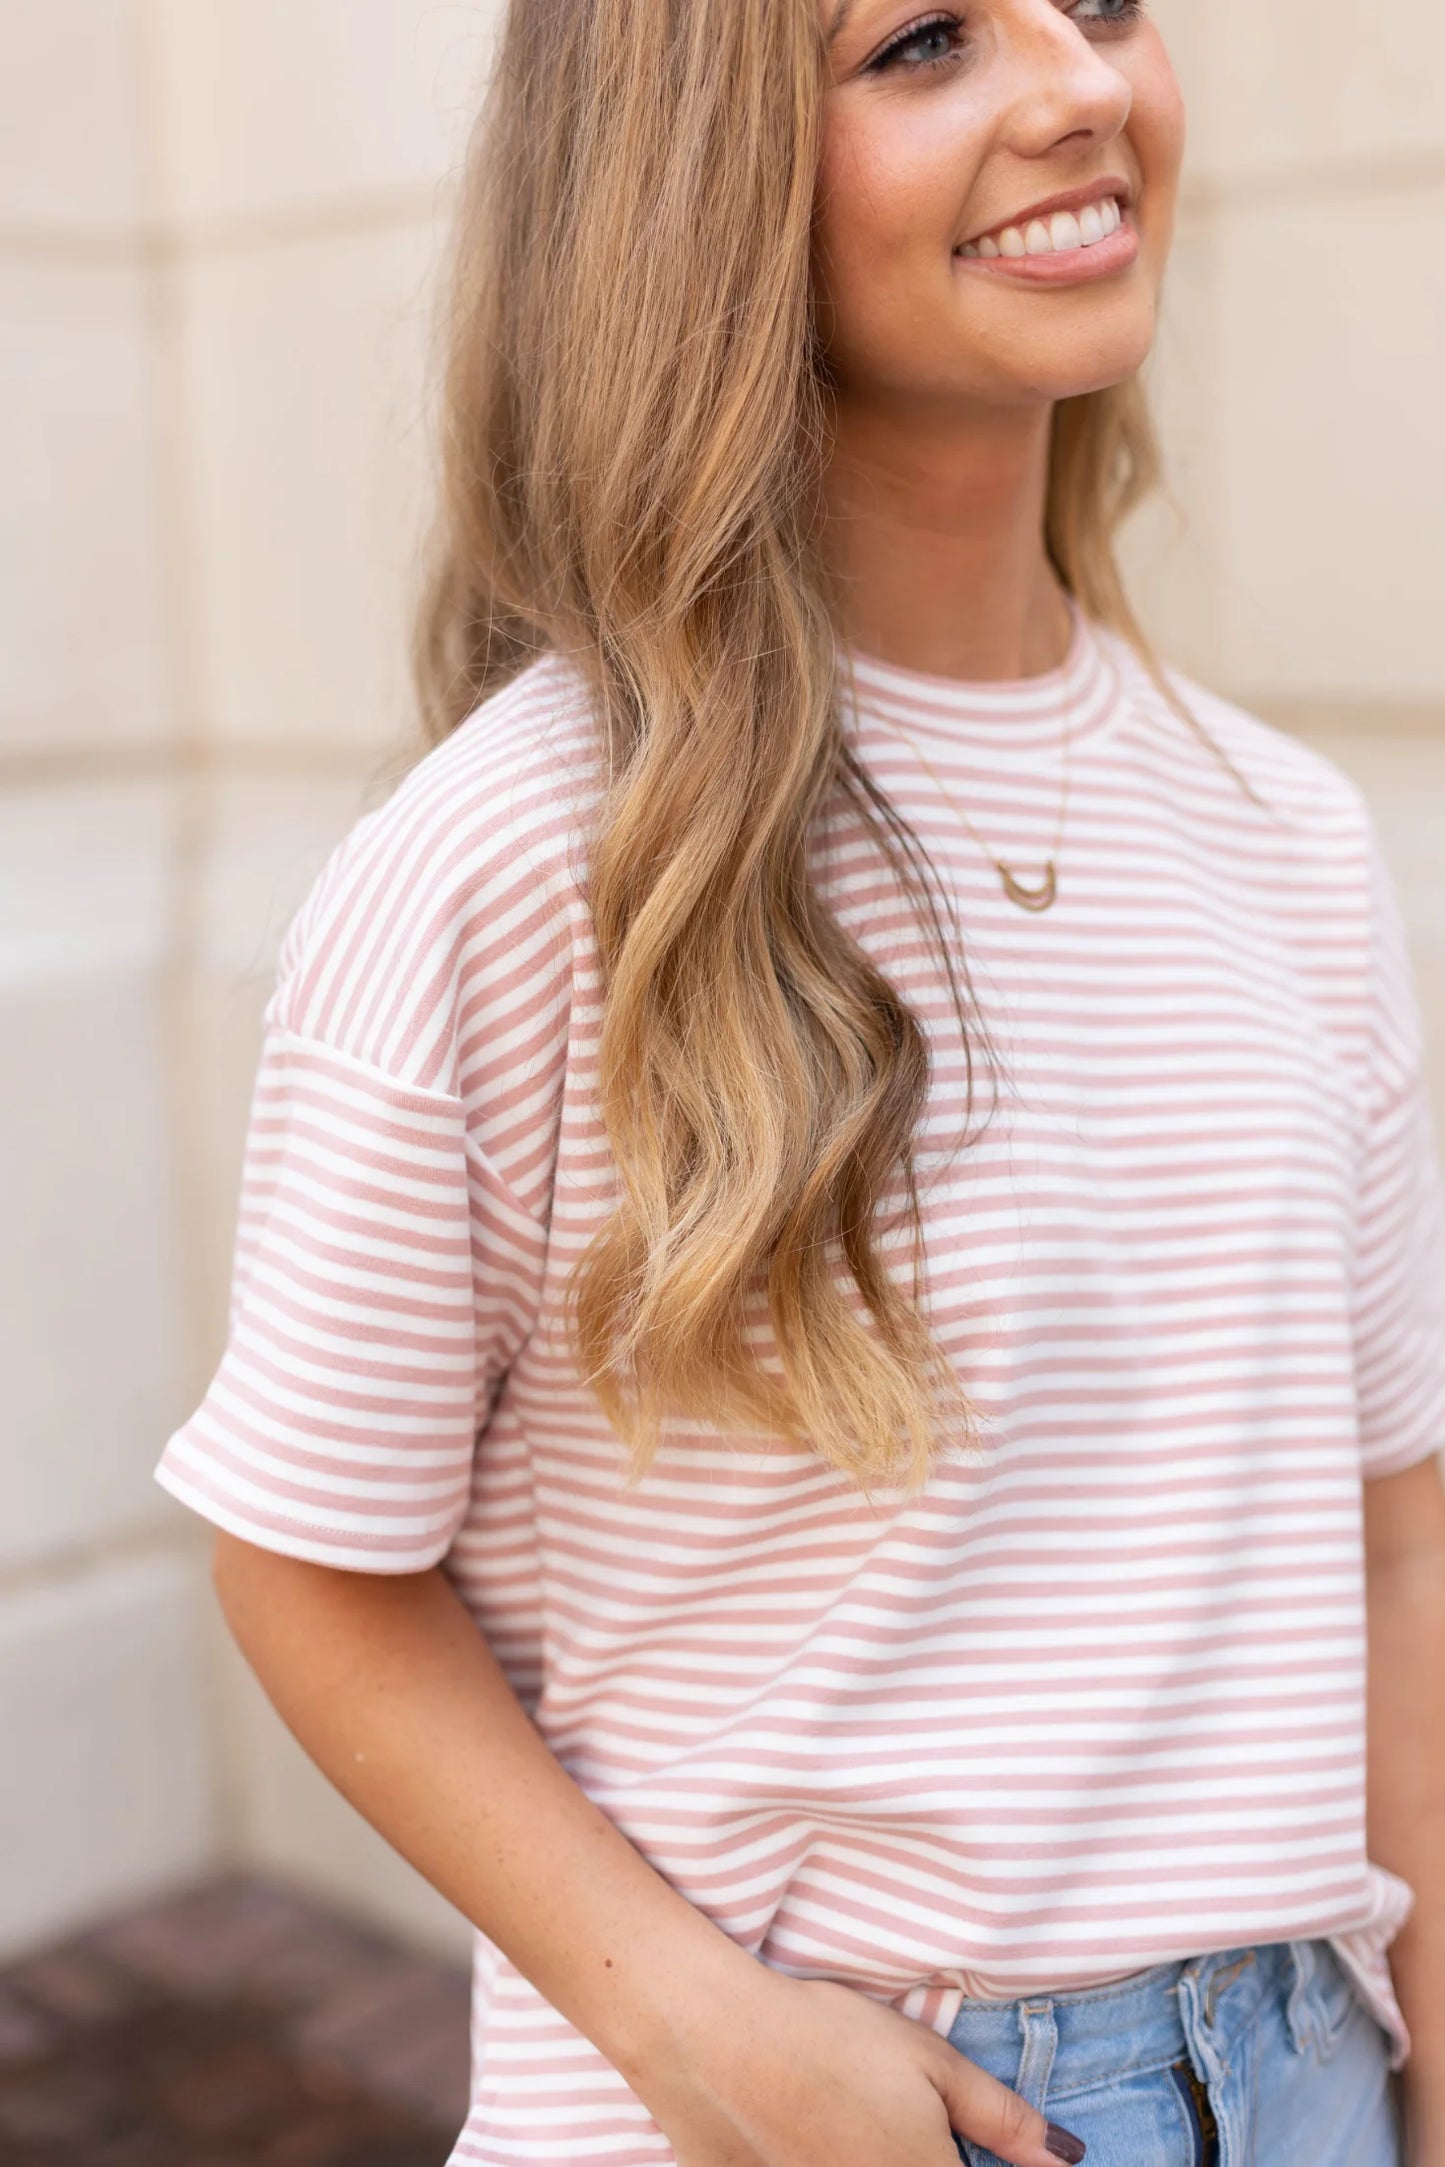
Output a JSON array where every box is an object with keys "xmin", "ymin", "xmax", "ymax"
[{"xmin": 839, "ymin": 593, "xmax": 1130, "ymax": 761}]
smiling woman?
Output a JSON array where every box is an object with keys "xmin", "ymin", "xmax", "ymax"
[
  {"xmin": 816, "ymin": 0, "xmax": 1183, "ymax": 429},
  {"xmin": 151, "ymin": 3, "xmax": 1445, "ymax": 2165}
]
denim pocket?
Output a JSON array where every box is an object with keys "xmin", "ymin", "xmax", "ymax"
[{"xmin": 954, "ymin": 2066, "xmax": 1214, "ymax": 2166}]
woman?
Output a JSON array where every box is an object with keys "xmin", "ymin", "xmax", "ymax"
[{"xmin": 152, "ymin": 1, "xmax": 1445, "ymax": 2162}]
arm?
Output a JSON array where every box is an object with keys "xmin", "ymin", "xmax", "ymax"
[
  {"xmin": 208, "ymin": 1531, "xmax": 1080, "ymax": 2167},
  {"xmin": 208, "ymin": 1531, "xmax": 755, "ymax": 2083},
  {"xmin": 1364, "ymin": 1454, "xmax": 1445, "ymax": 2167}
]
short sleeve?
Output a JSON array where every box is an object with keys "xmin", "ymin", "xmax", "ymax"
[
  {"xmin": 153, "ymin": 667, "xmax": 591, "ymax": 1565},
  {"xmin": 1351, "ymin": 819, "xmax": 1445, "ymax": 1480},
  {"xmin": 155, "ymin": 1028, "xmax": 515, "ymax": 1571}
]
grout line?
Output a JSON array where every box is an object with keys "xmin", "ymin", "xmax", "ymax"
[
  {"xmin": 172, "ymin": 182, "xmax": 456, "ymax": 257},
  {"xmin": 111, "ymin": 0, "xmax": 247, "ymax": 1870},
  {"xmin": 1247, "ymin": 698, "xmax": 1445, "ymax": 740},
  {"xmin": 0, "ymin": 1519, "xmax": 209, "ymax": 1608},
  {"xmin": 0, "ymin": 183, "xmax": 453, "ymax": 267},
  {"xmin": 1180, "ymin": 147, "xmax": 1445, "ymax": 216},
  {"xmin": 0, "ymin": 226, "xmax": 143, "ymax": 265},
  {"xmin": 133, "ymin": 0, "xmax": 231, "ymax": 1479},
  {"xmin": 0, "ymin": 740, "xmax": 405, "ymax": 788},
  {"xmin": 131, "ymin": 0, "xmax": 176, "ymax": 240}
]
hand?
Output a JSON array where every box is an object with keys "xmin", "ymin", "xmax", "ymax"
[{"xmin": 633, "ymin": 1967, "xmax": 1085, "ymax": 2167}]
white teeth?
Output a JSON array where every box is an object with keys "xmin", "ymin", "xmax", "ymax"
[{"xmin": 963, "ymin": 197, "xmax": 1124, "ymax": 263}]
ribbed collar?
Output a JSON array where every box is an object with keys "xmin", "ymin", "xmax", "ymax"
[{"xmin": 838, "ymin": 594, "xmax": 1129, "ymax": 763}]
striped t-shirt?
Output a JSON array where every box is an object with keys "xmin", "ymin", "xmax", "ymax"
[{"xmin": 154, "ymin": 603, "xmax": 1445, "ymax": 2165}]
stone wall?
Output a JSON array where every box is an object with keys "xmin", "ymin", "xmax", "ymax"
[{"xmin": 1, "ymin": 0, "xmax": 1439, "ymax": 1967}]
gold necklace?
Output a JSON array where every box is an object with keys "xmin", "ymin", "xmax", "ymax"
[
  {"xmin": 904, "ymin": 714, "xmax": 1072, "ymax": 911},
  {"xmin": 869, "ymin": 674, "xmax": 1076, "ymax": 914}
]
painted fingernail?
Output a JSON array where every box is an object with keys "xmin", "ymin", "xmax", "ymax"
[{"xmin": 1045, "ymin": 2125, "xmax": 1087, "ymax": 2164}]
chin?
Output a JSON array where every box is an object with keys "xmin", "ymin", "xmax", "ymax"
[{"xmin": 993, "ymin": 305, "xmax": 1159, "ymax": 404}]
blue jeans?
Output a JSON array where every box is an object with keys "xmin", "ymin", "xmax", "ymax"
[{"xmin": 946, "ymin": 1938, "xmax": 1404, "ymax": 2166}]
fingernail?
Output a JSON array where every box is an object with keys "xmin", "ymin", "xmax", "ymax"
[{"xmin": 1045, "ymin": 2125, "xmax": 1086, "ymax": 2164}]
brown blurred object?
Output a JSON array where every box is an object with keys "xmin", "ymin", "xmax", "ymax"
[{"xmin": 0, "ymin": 1871, "xmax": 471, "ymax": 2165}]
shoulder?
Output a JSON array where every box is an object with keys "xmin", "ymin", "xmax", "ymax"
[
  {"xmin": 268, "ymin": 651, "xmax": 602, "ymax": 1094},
  {"xmin": 1120, "ymin": 643, "xmax": 1417, "ymax": 1051},
  {"xmin": 1120, "ymin": 639, "xmax": 1376, "ymax": 853}
]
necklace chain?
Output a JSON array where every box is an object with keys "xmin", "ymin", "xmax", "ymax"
[{"xmin": 868, "ymin": 664, "xmax": 1077, "ymax": 915}]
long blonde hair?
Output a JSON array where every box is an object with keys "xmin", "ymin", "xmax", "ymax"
[{"xmin": 413, "ymin": 0, "xmax": 1244, "ymax": 1499}]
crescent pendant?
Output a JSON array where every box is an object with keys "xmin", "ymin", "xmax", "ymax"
[{"xmin": 1000, "ymin": 862, "xmax": 1058, "ymax": 913}]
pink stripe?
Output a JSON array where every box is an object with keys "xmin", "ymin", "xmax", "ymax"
[{"xmin": 155, "ymin": 623, "xmax": 1445, "ymax": 2158}]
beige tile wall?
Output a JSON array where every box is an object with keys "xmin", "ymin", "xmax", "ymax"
[
  {"xmin": 148, "ymin": 0, "xmax": 492, "ymax": 229},
  {"xmin": 0, "ymin": 258, "xmax": 174, "ymax": 757},
  {"xmin": 178, "ymin": 221, "xmax": 445, "ymax": 756},
  {"xmin": 0, "ymin": 2, "xmax": 147, "ymax": 236},
  {"xmin": 0, "ymin": 1554, "xmax": 217, "ymax": 1954},
  {"xmin": 1136, "ymin": 0, "xmax": 1445, "ymax": 1072},
  {"xmin": 1178, "ymin": 0, "xmax": 1445, "ymax": 175},
  {"xmin": 0, "ymin": 0, "xmax": 496, "ymax": 1968},
  {"xmin": 0, "ymin": 1, "xmax": 215, "ymax": 1961},
  {"xmin": 1, "ymin": 0, "xmax": 1440, "ymax": 1968}
]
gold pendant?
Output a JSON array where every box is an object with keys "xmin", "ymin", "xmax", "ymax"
[{"xmin": 1000, "ymin": 861, "xmax": 1057, "ymax": 912}]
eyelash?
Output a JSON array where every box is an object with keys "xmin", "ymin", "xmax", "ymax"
[{"xmin": 867, "ymin": 0, "xmax": 1147, "ymax": 76}]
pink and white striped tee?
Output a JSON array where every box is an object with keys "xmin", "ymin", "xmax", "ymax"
[{"xmin": 154, "ymin": 603, "xmax": 1445, "ymax": 2165}]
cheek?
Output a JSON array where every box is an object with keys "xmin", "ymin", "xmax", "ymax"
[
  {"xmin": 816, "ymin": 105, "xmax": 971, "ymax": 287},
  {"xmin": 814, "ymin": 107, "xmax": 976, "ymax": 369}
]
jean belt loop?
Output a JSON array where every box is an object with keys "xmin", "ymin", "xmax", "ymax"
[
  {"xmin": 1282, "ymin": 1938, "xmax": 1315, "ymax": 2056},
  {"xmin": 1015, "ymin": 1999, "xmax": 1059, "ymax": 2112},
  {"xmin": 1177, "ymin": 1961, "xmax": 1215, "ymax": 2087}
]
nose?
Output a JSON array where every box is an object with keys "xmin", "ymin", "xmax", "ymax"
[{"xmin": 998, "ymin": 0, "xmax": 1134, "ymax": 160}]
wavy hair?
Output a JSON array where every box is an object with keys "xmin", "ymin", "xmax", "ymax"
[{"xmin": 412, "ymin": 0, "xmax": 1253, "ymax": 1498}]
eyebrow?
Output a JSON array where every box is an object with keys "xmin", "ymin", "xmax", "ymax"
[{"xmin": 828, "ymin": 0, "xmax": 853, "ymax": 43}]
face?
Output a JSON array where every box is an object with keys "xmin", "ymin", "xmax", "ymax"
[{"xmin": 814, "ymin": 0, "xmax": 1186, "ymax": 411}]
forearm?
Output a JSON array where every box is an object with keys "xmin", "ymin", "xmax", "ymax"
[
  {"xmin": 209, "ymin": 1533, "xmax": 759, "ymax": 2089},
  {"xmin": 1366, "ymin": 1546, "xmax": 1445, "ymax": 2162}
]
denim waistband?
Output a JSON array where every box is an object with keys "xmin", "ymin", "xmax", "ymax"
[{"xmin": 944, "ymin": 1938, "xmax": 1302, "ymax": 2091}]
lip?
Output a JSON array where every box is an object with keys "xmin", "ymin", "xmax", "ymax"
[
  {"xmin": 953, "ymin": 207, "xmax": 1139, "ymax": 286},
  {"xmin": 960, "ymin": 175, "xmax": 1133, "ymax": 250}
]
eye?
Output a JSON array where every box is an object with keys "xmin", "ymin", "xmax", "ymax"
[
  {"xmin": 866, "ymin": 11, "xmax": 967, "ymax": 74},
  {"xmin": 1068, "ymin": 0, "xmax": 1147, "ymax": 27}
]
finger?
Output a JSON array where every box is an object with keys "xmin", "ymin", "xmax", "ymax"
[{"xmin": 932, "ymin": 2044, "xmax": 1086, "ymax": 2166}]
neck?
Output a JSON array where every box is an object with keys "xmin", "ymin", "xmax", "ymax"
[{"xmin": 819, "ymin": 393, "xmax": 1072, "ymax": 682}]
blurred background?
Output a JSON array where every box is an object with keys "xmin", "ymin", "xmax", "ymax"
[{"xmin": 0, "ymin": 0, "xmax": 1442, "ymax": 2155}]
